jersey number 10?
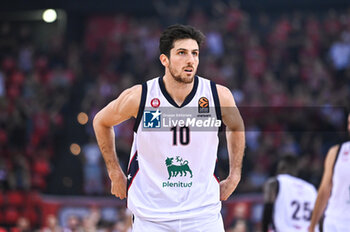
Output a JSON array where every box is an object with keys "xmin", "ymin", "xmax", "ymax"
[{"xmin": 171, "ymin": 126, "xmax": 190, "ymax": 145}]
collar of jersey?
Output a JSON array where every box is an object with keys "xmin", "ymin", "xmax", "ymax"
[{"xmin": 158, "ymin": 75, "xmax": 199, "ymax": 108}]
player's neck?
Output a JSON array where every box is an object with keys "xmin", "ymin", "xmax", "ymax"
[{"xmin": 162, "ymin": 74, "xmax": 194, "ymax": 106}]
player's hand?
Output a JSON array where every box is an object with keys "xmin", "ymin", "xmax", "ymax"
[
  {"xmin": 109, "ymin": 170, "xmax": 127, "ymax": 199},
  {"xmin": 220, "ymin": 173, "xmax": 241, "ymax": 201}
]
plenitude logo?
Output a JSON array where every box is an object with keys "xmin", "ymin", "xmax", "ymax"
[{"xmin": 162, "ymin": 156, "xmax": 193, "ymax": 188}]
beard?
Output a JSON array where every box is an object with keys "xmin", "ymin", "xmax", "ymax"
[{"xmin": 168, "ymin": 62, "xmax": 195, "ymax": 84}]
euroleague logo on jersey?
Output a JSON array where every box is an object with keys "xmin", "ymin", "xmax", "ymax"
[
  {"xmin": 151, "ymin": 98, "xmax": 160, "ymax": 108},
  {"xmin": 198, "ymin": 97, "xmax": 209, "ymax": 113}
]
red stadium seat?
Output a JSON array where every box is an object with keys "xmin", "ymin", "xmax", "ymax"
[
  {"xmin": 4, "ymin": 207, "xmax": 20, "ymax": 225},
  {"xmin": 24, "ymin": 191, "xmax": 41, "ymax": 207},
  {"xmin": 6, "ymin": 191, "xmax": 25, "ymax": 207},
  {"xmin": 22, "ymin": 207, "xmax": 38, "ymax": 226},
  {"xmin": 0, "ymin": 192, "xmax": 4, "ymax": 206}
]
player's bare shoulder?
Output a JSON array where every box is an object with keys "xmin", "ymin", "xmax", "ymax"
[
  {"xmin": 216, "ymin": 84, "xmax": 236, "ymax": 107},
  {"xmin": 324, "ymin": 144, "xmax": 340, "ymax": 166},
  {"xmin": 328, "ymin": 144, "xmax": 340, "ymax": 155},
  {"xmin": 117, "ymin": 84, "xmax": 142, "ymax": 118},
  {"xmin": 93, "ymin": 85, "xmax": 142, "ymax": 127},
  {"xmin": 215, "ymin": 84, "xmax": 244, "ymax": 131}
]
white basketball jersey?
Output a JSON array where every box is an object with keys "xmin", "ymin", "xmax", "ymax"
[
  {"xmin": 127, "ymin": 76, "xmax": 222, "ymax": 221},
  {"xmin": 273, "ymin": 174, "xmax": 317, "ymax": 232},
  {"xmin": 325, "ymin": 141, "xmax": 350, "ymax": 221}
]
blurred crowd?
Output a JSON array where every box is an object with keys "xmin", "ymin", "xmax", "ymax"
[
  {"xmin": 1, "ymin": 0, "xmax": 350, "ymax": 230},
  {"xmin": 0, "ymin": 204, "xmax": 132, "ymax": 232},
  {"xmin": 82, "ymin": 1, "xmax": 350, "ymax": 193}
]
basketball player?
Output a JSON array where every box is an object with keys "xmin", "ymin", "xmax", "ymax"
[
  {"xmin": 93, "ymin": 24, "xmax": 245, "ymax": 231},
  {"xmin": 262, "ymin": 155, "xmax": 318, "ymax": 232},
  {"xmin": 309, "ymin": 113, "xmax": 350, "ymax": 232}
]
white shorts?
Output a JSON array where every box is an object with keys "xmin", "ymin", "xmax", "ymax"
[
  {"xmin": 323, "ymin": 216, "xmax": 350, "ymax": 232},
  {"xmin": 132, "ymin": 213, "xmax": 225, "ymax": 232}
]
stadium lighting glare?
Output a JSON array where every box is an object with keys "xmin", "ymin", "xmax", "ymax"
[
  {"xmin": 70, "ymin": 143, "xmax": 81, "ymax": 155},
  {"xmin": 42, "ymin": 9, "xmax": 57, "ymax": 23},
  {"xmin": 77, "ymin": 112, "xmax": 89, "ymax": 125}
]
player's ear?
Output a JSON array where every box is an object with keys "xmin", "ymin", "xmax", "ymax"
[{"xmin": 159, "ymin": 54, "xmax": 169, "ymax": 67}]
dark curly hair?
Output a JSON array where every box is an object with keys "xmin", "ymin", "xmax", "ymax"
[{"xmin": 159, "ymin": 24, "xmax": 205, "ymax": 57}]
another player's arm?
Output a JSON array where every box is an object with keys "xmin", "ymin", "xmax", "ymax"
[
  {"xmin": 93, "ymin": 85, "xmax": 141, "ymax": 199},
  {"xmin": 308, "ymin": 145, "xmax": 339, "ymax": 232},
  {"xmin": 262, "ymin": 178, "xmax": 278, "ymax": 232},
  {"xmin": 217, "ymin": 85, "xmax": 245, "ymax": 201}
]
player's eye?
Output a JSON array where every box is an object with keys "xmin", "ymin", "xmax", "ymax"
[
  {"xmin": 192, "ymin": 52, "xmax": 198, "ymax": 56},
  {"xmin": 178, "ymin": 51, "xmax": 185, "ymax": 55}
]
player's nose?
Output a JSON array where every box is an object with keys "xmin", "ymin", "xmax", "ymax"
[{"xmin": 186, "ymin": 55, "xmax": 195, "ymax": 65}]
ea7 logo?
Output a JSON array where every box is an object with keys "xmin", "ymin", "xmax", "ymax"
[{"xmin": 143, "ymin": 109, "xmax": 161, "ymax": 128}]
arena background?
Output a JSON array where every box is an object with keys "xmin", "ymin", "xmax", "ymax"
[{"xmin": 1, "ymin": 0, "xmax": 350, "ymax": 231}]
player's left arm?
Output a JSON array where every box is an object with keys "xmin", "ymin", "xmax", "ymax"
[
  {"xmin": 217, "ymin": 84, "xmax": 245, "ymax": 201},
  {"xmin": 262, "ymin": 177, "xmax": 278, "ymax": 232}
]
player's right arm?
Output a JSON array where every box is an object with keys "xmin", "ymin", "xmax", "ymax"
[
  {"xmin": 308, "ymin": 145, "xmax": 339, "ymax": 232},
  {"xmin": 262, "ymin": 177, "xmax": 278, "ymax": 232},
  {"xmin": 93, "ymin": 85, "xmax": 142, "ymax": 199}
]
